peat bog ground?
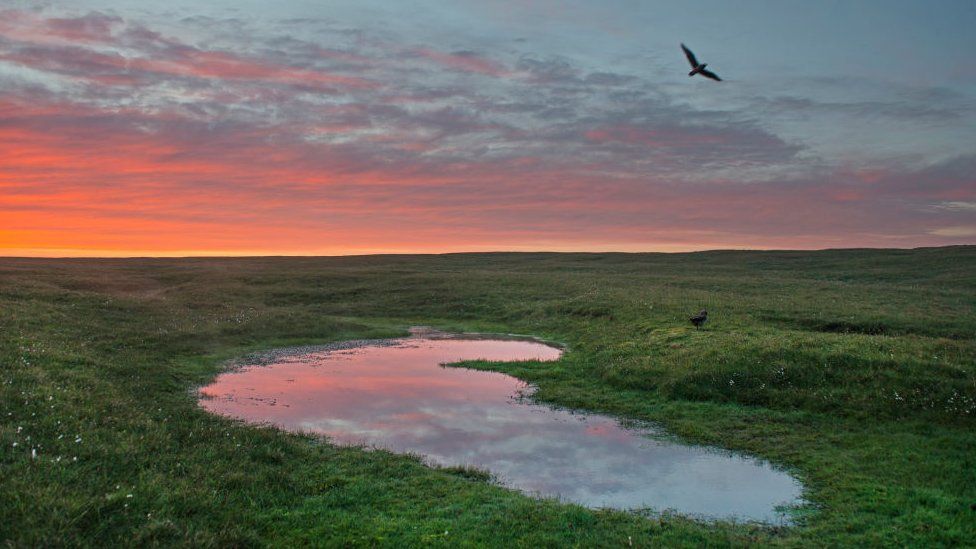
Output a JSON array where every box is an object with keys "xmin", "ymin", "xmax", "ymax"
[{"xmin": 1, "ymin": 247, "xmax": 974, "ymax": 546}]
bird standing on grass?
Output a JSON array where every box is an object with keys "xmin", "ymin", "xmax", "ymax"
[
  {"xmin": 690, "ymin": 309, "xmax": 708, "ymax": 329},
  {"xmin": 681, "ymin": 43, "xmax": 722, "ymax": 81}
]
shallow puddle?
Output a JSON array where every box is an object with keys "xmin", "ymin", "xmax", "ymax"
[{"xmin": 199, "ymin": 332, "xmax": 803, "ymax": 522}]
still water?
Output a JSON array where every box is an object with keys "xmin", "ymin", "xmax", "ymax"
[{"xmin": 199, "ymin": 333, "xmax": 803, "ymax": 522}]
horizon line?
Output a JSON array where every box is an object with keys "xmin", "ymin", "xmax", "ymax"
[{"xmin": 2, "ymin": 244, "xmax": 972, "ymax": 260}]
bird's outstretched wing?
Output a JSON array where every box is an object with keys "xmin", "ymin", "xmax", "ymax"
[
  {"xmin": 699, "ymin": 69, "xmax": 722, "ymax": 81},
  {"xmin": 680, "ymin": 43, "xmax": 698, "ymax": 68}
]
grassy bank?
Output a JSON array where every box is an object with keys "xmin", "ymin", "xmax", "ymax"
[{"xmin": 1, "ymin": 248, "xmax": 974, "ymax": 546}]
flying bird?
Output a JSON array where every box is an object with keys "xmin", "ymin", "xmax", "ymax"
[
  {"xmin": 690, "ymin": 308, "xmax": 708, "ymax": 329},
  {"xmin": 681, "ymin": 43, "xmax": 722, "ymax": 81}
]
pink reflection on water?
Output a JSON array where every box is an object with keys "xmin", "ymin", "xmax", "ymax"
[{"xmin": 199, "ymin": 335, "xmax": 803, "ymax": 522}]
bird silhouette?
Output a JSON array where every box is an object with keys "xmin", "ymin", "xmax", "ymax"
[
  {"xmin": 690, "ymin": 308, "xmax": 708, "ymax": 329},
  {"xmin": 681, "ymin": 44, "xmax": 722, "ymax": 81}
]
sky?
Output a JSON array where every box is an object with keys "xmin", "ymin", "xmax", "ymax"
[{"xmin": 1, "ymin": 0, "xmax": 974, "ymax": 256}]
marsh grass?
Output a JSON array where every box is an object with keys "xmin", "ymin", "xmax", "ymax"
[{"xmin": 1, "ymin": 248, "xmax": 975, "ymax": 546}]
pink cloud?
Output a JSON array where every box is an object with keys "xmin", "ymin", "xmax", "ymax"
[
  {"xmin": 0, "ymin": 10, "xmax": 122, "ymax": 46},
  {"xmin": 412, "ymin": 47, "xmax": 509, "ymax": 77},
  {"xmin": 586, "ymin": 125, "xmax": 742, "ymax": 148},
  {"xmin": 0, "ymin": 11, "xmax": 377, "ymax": 92},
  {"xmin": 44, "ymin": 12, "xmax": 122, "ymax": 43},
  {"xmin": 138, "ymin": 49, "xmax": 378, "ymax": 90}
]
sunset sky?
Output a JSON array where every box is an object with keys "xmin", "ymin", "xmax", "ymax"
[{"xmin": 2, "ymin": 0, "xmax": 975, "ymax": 256}]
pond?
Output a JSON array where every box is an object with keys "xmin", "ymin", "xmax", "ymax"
[{"xmin": 199, "ymin": 330, "xmax": 803, "ymax": 522}]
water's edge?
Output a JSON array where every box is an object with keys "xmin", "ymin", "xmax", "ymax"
[{"xmin": 194, "ymin": 327, "xmax": 808, "ymax": 525}]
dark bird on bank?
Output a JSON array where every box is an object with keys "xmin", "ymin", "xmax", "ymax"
[
  {"xmin": 690, "ymin": 309, "xmax": 708, "ymax": 329},
  {"xmin": 681, "ymin": 43, "xmax": 722, "ymax": 81}
]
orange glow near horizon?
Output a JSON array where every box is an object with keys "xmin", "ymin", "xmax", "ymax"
[
  {"xmin": 1, "ymin": 7, "xmax": 973, "ymax": 256},
  {"xmin": 0, "ymin": 98, "xmax": 826, "ymax": 257},
  {"xmin": 2, "ymin": 99, "xmax": 963, "ymax": 256},
  {"xmin": 0, "ymin": 243, "xmax": 768, "ymax": 259}
]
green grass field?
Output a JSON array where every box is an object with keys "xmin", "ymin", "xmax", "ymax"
[{"xmin": 2, "ymin": 248, "xmax": 975, "ymax": 546}]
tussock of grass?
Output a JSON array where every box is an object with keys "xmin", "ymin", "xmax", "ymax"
[
  {"xmin": 1, "ymin": 248, "xmax": 975, "ymax": 546},
  {"xmin": 438, "ymin": 464, "xmax": 495, "ymax": 483}
]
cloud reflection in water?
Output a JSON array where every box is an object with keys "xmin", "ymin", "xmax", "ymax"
[{"xmin": 200, "ymin": 336, "xmax": 802, "ymax": 522}]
